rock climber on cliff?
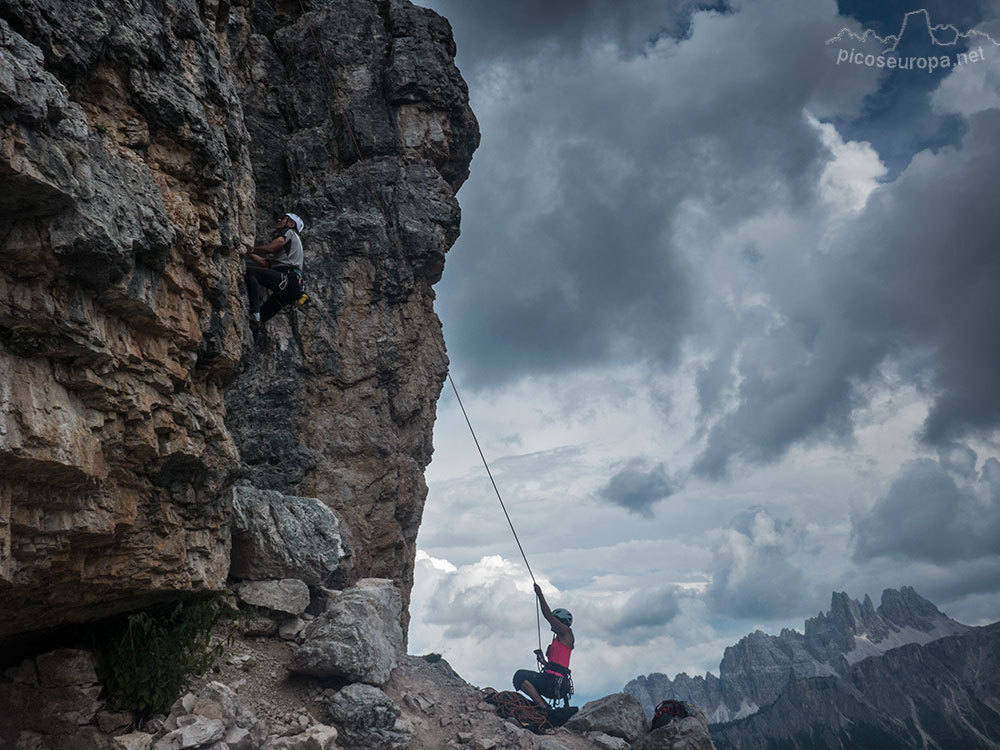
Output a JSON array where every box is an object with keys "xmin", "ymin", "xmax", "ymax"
[
  {"xmin": 245, "ymin": 212, "xmax": 307, "ymax": 328},
  {"xmin": 512, "ymin": 583, "xmax": 574, "ymax": 708}
]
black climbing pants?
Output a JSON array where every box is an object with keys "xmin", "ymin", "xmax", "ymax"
[
  {"xmin": 246, "ymin": 262, "xmax": 302, "ymax": 323},
  {"xmin": 513, "ymin": 669, "xmax": 569, "ymax": 700}
]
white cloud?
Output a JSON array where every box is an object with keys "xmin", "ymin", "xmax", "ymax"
[
  {"xmin": 706, "ymin": 508, "xmax": 808, "ymax": 619},
  {"xmin": 930, "ymin": 34, "xmax": 1000, "ymax": 116},
  {"xmin": 809, "ymin": 114, "xmax": 888, "ymax": 214},
  {"xmin": 408, "ymin": 550, "xmax": 733, "ymax": 702}
]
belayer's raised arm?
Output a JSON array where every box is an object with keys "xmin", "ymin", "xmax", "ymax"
[{"xmin": 535, "ymin": 583, "xmax": 573, "ymax": 647}]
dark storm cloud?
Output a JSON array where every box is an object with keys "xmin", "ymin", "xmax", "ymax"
[
  {"xmin": 419, "ymin": 0, "xmax": 727, "ymax": 66},
  {"xmin": 599, "ymin": 459, "xmax": 675, "ymax": 516},
  {"xmin": 852, "ymin": 453, "xmax": 1000, "ymax": 564},
  {"xmin": 602, "ymin": 585, "xmax": 683, "ymax": 646},
  {"xmin": 695, "ymin": 110, "xmax": 1000, "ymax": 476},
  {"xmin": 433, "ymin": 1, "xmax": 860, "ymax": 388},
  {"xmin": 852, "ymin": 113, "xmax": 1000, "ymax": 446},
  {"xmin": 426, "ymin": 0, "xmax": 1000, "ymax": 472},
  {"xmin": 693, "ymin": 317, "xmax": 877, "ymax": 478}
]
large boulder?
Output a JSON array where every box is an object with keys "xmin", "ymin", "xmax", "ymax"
[
  {"xmin": 565, "ymin": 693, "xmax": 648, "ymax": 742},
  {"xmin": 35, "ymin": 649, "xmax": 99, "ymax": 688},
  {"xmin": 236, "ymin": 579, "xmax": 311, "ymax": 616},
  {"xmin": 326, "ymin": 683, "xmax": 409, "ymax": 750},
  {"xmin": 289, "ymin": 579, "xmax": 404, "ymax": 685},
  {"xmin": 152, "ymin": 717, "xmax": 226, "ymax": 750},
  {"xmin": 230, "ymin": 487, "xmax": 345, "ymax": 586}
]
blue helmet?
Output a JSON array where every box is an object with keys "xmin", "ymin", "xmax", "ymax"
[{"xmin": 552, "ymin": 608, "xmax": 573, "ymax": 627}]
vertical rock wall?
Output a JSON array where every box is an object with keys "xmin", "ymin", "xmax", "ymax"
[
  {"xmin": 0, "ymin": 0, "xmax": 254, "ymax": 639},
  {"xmin": 0, "ymin": 0, "xmax": 478, "ymax": 642},
  {"xmin": 224, "ymin": 0, "xmax": 478, "ymax": 628}
]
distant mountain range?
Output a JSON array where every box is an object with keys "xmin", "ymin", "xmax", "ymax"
[
  {"xmin": 624, "ymin": 587, "xmax": 1000, "ymax": 750},
  {"xmin": 625, "ymin": 587, "xmax": 968, "ymax": 723},
  {"xmin": 711, "ymin": 622, "xmax": 1000, "ymax": 750}
]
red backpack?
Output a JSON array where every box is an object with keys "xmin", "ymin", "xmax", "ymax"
[{"xmin": 652, "ymin": 699, "xmax": 690, "ymax": 729}]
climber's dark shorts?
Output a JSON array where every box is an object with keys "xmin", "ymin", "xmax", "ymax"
[
  {"xmin": 246, "ymin": 262, "xmax": 303, "ymax": 322},
  {"xmin": 513, "ymin": 669, "xmax": 569, "ymax": 699}
]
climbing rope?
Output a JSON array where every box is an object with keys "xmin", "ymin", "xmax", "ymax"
[
  {"xmin": 293, "ymin": 0, "xmax": 544, "ymax": 650},
  {"xmin": 446, "ymin": 376, "xmax": 544, "ymax": 651},
  {"xmin": 445, "ymin": 377, "xmax": 534, "ymax": 582}
]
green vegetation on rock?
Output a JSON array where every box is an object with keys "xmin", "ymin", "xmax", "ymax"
[{"xmin": 89, "ymin": 596, "xmax": 233, "ymax": 716}]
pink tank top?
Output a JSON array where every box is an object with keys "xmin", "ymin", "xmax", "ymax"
[{"xmin": 545, "ymin": 636, "xmax": 572, "ymax": 674}]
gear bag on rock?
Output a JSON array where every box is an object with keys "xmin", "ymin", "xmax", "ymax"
[{"xmin": 651, "ymin": 699, "xmax": 690, "ymax": 729}]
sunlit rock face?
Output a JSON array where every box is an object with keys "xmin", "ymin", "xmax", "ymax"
[
  {"xmin": 0, "ymin": 0, "xmax": 478, "ymax": 641},
  {"xmin": 0, "ymin": 0, "xmax": 252, "ymax": 639}
]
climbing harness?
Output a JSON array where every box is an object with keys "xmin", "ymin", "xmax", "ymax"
[
  {"xmin": 247, "ymin": 208, "xmax": 309, "ymax": 319},
  {"xmin": 534, "ymin": 648, "xmax": 574, "ymax": 709}
]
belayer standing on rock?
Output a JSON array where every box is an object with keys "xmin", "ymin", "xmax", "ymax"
[
  {"xmin": 245, "ymin": 211, "xmax": 307, "ymax": 328},
  {"xmin": 513, "ymin": 583, "xmax": 574, "ymax": 708}
]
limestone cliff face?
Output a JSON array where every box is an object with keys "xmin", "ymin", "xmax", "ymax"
[
  {"xmin": 224, "ymin": 0, "xmax": 478, "ymax": 626},
  {"xmin": 0, "ymin": 0, "xmax": 477, "ymax": 641},
  {"xmin": 0, "ymin": 0, "xmax": 253, "ymax": 640}
]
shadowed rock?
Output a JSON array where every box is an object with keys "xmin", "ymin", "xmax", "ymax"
[{"xmin": 0, "ymin": 0, "xmax": 478, "ymax": 645}]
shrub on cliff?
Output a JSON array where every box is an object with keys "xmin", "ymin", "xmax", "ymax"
[{"xmin": 89, "ymin": 596, "xmax": 233, "ymax": 716}]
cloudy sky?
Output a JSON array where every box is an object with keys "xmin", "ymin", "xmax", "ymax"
[{"xmin": 406, "ymin": 0, "xmax": 1000, "ymax": 704}]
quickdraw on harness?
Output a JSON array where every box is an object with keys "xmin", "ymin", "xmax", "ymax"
[
  {"xmin": 275, "ymin": 266, "xmax": 309, "ymax": 308},
  {"xmin": 534, "ymin": 647, "xmax": 574, "ymax": 708}
]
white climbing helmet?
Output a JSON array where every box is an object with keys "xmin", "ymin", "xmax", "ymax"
[{"xmin": 283, "ymin": 212, "xmax": 304, "ymax": 233}]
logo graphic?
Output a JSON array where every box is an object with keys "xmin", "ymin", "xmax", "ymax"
[{"xmin": 826, "ymin": 9, "xmax": 999, "ymax": 72}]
